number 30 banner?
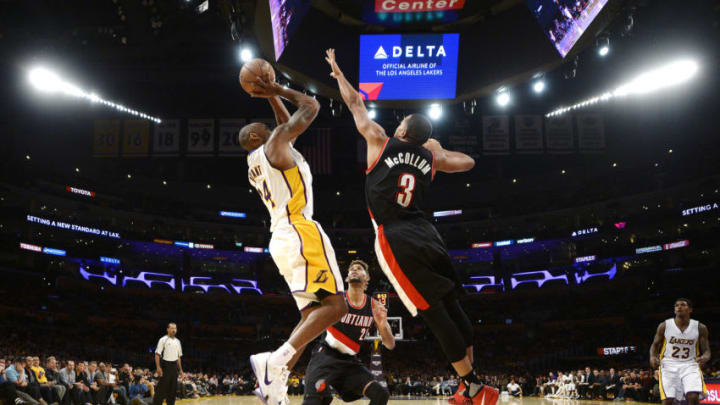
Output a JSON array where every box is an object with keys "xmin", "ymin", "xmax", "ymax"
[
  {"xmin": 153, "ymin": 119, "xmax": 180, "ymax": 157},
  {"xmin": 93, "ymin": 120, "xmax": 120, "ymax": 158},
  {"xmin": 187, "ymin": 119, "xmax": 215, "ymax": 157},
  {"xmin": 218, "ymin": 119, "xmax": 247, "ymax": 156}
]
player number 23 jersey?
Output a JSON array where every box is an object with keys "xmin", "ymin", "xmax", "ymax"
[
  {"xmin": 661, "ymin": 318, "xmax": 700, "ymax": 366},
  {"xmin": 247, "ymin": 144, "xmax": 314, "ymax": 232}
]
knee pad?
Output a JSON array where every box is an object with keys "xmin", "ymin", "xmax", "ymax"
[{"xmin": 365, "ymin": 382, "xmax": 390, "ymax": 405}]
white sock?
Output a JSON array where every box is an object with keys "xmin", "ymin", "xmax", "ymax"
[{"xmin": 268, "ymin": 342, "xmax": 296, "ymax": 369}]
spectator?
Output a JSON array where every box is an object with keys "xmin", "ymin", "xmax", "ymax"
[
  {"xmin": 507, "ymin": 378, "xmax": 522, "ymax": 397},
  {"xmin": 605, "ymin": 368, "xmax": 619, "ymax": 399},
  {"xmin": 0, "ymin": 357, "xmax": 28, "ymax": 405},
  {"xmin": 128, "ymin": 376, "xmax": 151, "ymax": 405},
  {"xmin": 44, "ymin": 357, "xmax": 66, "ymax": 405},
  {"xmin": 24, "ymin": 357, "xmax": 52, "ymax": 405},
  {"xmin": 74, "ymin": 361, "xmax": 93, "ymax": 405},
  {"xmin": 588, "ymin": 369, "xmax": 605, "ymax": 399}
]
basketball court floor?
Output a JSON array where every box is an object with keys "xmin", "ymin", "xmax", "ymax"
[{"xmin": 176, "ymin": 395, "xmax": 650, "ymax": 405}]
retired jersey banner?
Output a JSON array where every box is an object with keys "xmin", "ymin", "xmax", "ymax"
[
  {"xmin": 545, "ymin": 115, "xmax": 574, "ymax": 154},
  {"xmin": 93, "ymin": 120, "xmax": 120, "ymax": 158},
  {"xmin": 153, "ymin": 119, "xmax": 180, "ymax": 156},
  {"xmin": 514, "ymin": 115, "xmax": 543, "ymax": 154},
  {"xmin": 482, "ymin": 115, "xmax": 510, "ymax": 155},
  {"xmin": 187, "ymin": 119, "xmax": 215, "ymax": 157},
  {"xmin": 577, "ymin": 113, "xmax": 605, "ymax": 152},
  {"xmin": 218, "ymin": 119, "xmax": 247, "ymax": 156},
  {"xmin": 122, "ymin": 120, "xmax": 150, "ymax": 157}
]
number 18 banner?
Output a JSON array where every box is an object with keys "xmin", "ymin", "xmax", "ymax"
[
  {"xmin": 187, "ymin": 119, "xmax": 215, "ymax": 157},
  {"xmin": 218, "ymin": 119, "xmax": 247, "ymax": 156},
  {"xmin": 153, "ymin": 119, "xmax": 180, "ymax": 157}
]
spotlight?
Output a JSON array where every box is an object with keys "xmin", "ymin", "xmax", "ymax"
[
  {"xmin": 28, "ymin": 67, "xmax": 62, "ymax": 93},
  {"xmin": 25, "ymin": 155, "xmax": 30, "ymax": 160},
  {"xmin": 239, "ymin": 47, "xmax": 253, "ymax": 63},
  {"xmin": 127, "ymin": 174, "xmax": 132, "ymax": 179},
  {"xmin": 496, "ymin": 89, "xmax": 510, "ymax": 107},
  {"xmin": 428, "ymin": 104, "xmax": 442, "ymax": 120},
  {"xmin": 368, "ymin": 109, "xmax": 377, "ymax": 120},
  {"xmin": 162, "ymin": 180, "xmax": 167, "ymax": 185},
  {"xmin": 532, "ymin": 80, "xmax": 545, "ymax": 94},
  {"xmin": 206, "ymin": 184, "xmax": 212, "ymax": 189},
  {"xmin": 597, "ymin": 36, "xmax": 610, "ymax": 57},
  {"xmin": 75, "ymin": 168, "xmax": 80, "ymax": 173}
]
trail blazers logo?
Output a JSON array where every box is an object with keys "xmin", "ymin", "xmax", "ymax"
[{"xmin": 374, "ymin": 46, "xmax": 388, "ymax": 59}]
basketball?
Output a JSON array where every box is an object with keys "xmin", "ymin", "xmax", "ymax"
[{"xmin": 239, "ymin": 58, "xmax": 276, "ymax": 95}]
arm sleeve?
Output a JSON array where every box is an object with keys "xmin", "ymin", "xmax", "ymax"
[{"xmin": 155, "ymin": 337, "xmax": 166, "ymax": 355}]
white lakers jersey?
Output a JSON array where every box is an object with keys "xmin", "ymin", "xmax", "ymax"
[
  {"xmin": 247, "ymin": 143, "xmax": 314, "ymax": 232},
  {"xmin": 661, "ymin": 318, "xmax": 700, "ymax": 366}
]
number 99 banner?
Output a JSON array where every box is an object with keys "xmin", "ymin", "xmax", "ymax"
[
  {"xmin": 187, "ymin": 119, "xmax": 216, "ymax": 157},
  {"xmin": 218, "ymin": 119, "xmax": 247, "ymax": 156}
]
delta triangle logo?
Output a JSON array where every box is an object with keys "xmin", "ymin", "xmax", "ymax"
[{"xmin": 374, "ymin": 46, "xmax": 388, "ymax": 59}]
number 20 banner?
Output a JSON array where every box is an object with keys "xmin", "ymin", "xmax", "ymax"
[
  {"xmin": 218, "ymin": 119, "xmax": 247, "ymax": 156},
  {"xmin": 153, "ymin": 119, "xmax": 180, "ymax": 156},
  {"xmin": 187, "ymin": 119, "xmax": 215, "ymax": 157}
]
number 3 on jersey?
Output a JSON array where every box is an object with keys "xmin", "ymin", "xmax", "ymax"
[{"xmin": 395, "ymin": 173, "xmax": 416, "ymax": 208}]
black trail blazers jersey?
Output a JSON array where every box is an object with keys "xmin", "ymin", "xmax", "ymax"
[
  {"xmin": 365, "ymin": 137, "xmax": 460, "ymax": 317},
  {"xmin": 325, "ymin": 294, "xmax": 375, "ymax": 355},
  {"xmin": 366, "ymin": 137, "xmax": 435, "ymax": 226}
]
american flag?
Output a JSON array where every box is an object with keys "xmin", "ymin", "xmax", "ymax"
[{"xmin": 300, "ymin": 128, "xmax": 332, "ymax": 175}]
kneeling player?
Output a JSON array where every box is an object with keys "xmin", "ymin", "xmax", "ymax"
[{"xmin": 303, "ymin": 260, "xmax": 395, "ymax": 405}]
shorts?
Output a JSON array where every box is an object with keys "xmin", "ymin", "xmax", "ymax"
[
  {"xmin": 373, "ymin": 218, "xmax": 462, "ymax": 316},
  {"xmin": 269, "ymin": 218, "xmax": 344, "ymax": 311},
  {"xmin": 303, "ymin": 342, "xmax": 376, "ymax": 404},
  {"xmin": 659, "ymin": 361, "xmax": 707, "ymax": 400}
]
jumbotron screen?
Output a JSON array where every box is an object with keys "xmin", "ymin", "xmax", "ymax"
[
  {"xmin": 527, "ymin": 0, "xmax": 609, "ymax": 57},
  {"xmin": 358, "ymin": 33, "xmax": 460, "ymax": 100},
  {"xmin": 269, "ymin": 0, "xmax": 311, "ymax": 61}
]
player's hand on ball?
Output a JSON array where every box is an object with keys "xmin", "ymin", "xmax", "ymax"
[
  {"xmin": 325, "ymin": 49, "xmax": 342, "ymax": 79},
  {"xmin": 372, "ymin": 301, "xmax": 388, "ymax": 323},
  {"xmin": 422, "ymin": 138, "xmax": 442, "ymax": 152},
  {"xmin": 251, "ymin": 73, "xmax": 281, "ymax": 98}
]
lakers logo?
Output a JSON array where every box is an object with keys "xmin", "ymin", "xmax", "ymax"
[{"xmin": 313, "ymin": 269, "xmax": 329, "ymax": 284}]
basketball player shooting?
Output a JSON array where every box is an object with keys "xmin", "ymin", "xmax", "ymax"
[
  {"xmin": 324, "ymin": 48, "xmax": 498, "ymax": 405},
  {"xmin": 237, "ymin": 60, "xmax": 348, "ymax": 405},
  {"xmin": 649, "ymin": 298, "xmax": 711, "ymax": 405},
  {"xmin": 302, "ymin": 260, "xmax": 394, "ymax": 405}
]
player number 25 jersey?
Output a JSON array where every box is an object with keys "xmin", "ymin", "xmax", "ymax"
[
  {"xmin": 247, "ymin": 144, "xmax": 314, "ymax": 232},
  {"xmin": 660, "ymin": 318, "xmax": 700, "ymax": 366}
]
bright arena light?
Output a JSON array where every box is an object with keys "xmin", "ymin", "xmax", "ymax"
[
  {"xmin": 368, "ymin": 109, "xmax": 377, "ymax": 120},
  {"xmin": 239, "ymin": 47, "xmax": 253, "ymax": 63},
  {"xmin": 546, "ymin": 59, "xmax": 699, "ymax": 117},
  {"xmin": 428, "ymin": 103, "xmax": 442, "ymax": 120},
  {"xmin": 533, "ymin": 80, "xmax": 545, "ymax": 94},
  {"xmin": 496, "ymin": 91, "xmax": 511, "ymax": 107},
  {"xmin": 598, "ymin": 46, "xmax": 610, "ymax": 57},
  {"xmin": 27, "ymin": 66, "xmax": 161, "ymax": 123}
]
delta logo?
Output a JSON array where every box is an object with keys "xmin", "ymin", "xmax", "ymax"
[
  {"xmin": 373, "ymin": 44, "xmax": 447, "ymax": 59},
  {"xmin": 376, "ymin": 0, "xmax": 465, "ymax": 13}
]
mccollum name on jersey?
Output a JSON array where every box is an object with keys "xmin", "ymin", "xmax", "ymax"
[{"xmin": 383, "ymin": 152, "xmax": 431, "ymax": 175}]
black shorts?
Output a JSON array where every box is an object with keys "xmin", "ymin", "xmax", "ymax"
[
  {"xmin": 375, "ymin": 218, "xmax": 463, "ymax": 315},
  {"xmin": 303, "ymin": 343, "xmax": 375, "ymax": 404}
]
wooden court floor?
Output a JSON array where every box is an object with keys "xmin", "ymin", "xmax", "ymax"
[{"xmin": 176, "ymin": 394, "xmax": 655, "ymax": 405}]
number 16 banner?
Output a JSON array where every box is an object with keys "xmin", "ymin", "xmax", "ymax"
[
  {"xmin": 218, "ymin": 119, "xmax": 247, "ymax": 156},
  {"xmin": 153, "ymin": 119, "xmax": 180, "ymax": 157},
  {"xmin": 187, "ymin": 119, "xmax": 215, "ymax": 157}
]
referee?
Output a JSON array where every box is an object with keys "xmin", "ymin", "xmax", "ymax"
[{"xmin": 152, "ymin": 323, "xmax": 184, "ymax": 405}]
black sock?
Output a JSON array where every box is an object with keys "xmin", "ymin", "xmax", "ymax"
[{"xmin": 460, "ymin": 371, "xmax": 483, "ymax": 397}]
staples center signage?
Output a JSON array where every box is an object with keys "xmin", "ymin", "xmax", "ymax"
[
  {"xmin": 597, "ymin": 346, "xmax": 637, "ymax": 356},
  {"xmin": 375, "ymin": 0, "xmax": 465, "ymax": 13}
]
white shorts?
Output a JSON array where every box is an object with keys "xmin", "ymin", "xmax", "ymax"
[
  {"xmin": 566, "ymin": 383, "xmax": 576, "ymax": 391},
  {"xmin": 660, "ymin": 361, "xmax": 707, "ymax": 401},
  {"xmin": 269, "ymin": 219, "xmax": 344, "ymax": 311}
]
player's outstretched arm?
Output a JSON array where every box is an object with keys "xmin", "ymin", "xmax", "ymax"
[
  {"xmin": 698, "ymin": 323, "xmax": 711, "ymax": 367},
  {"xmin": 324, "ymin": 49, "xmax": 387, "ymax": 147},
  {"xmin": 649, "ymin": 321, "xmax": 666, "ymax": 369},
  {"xmin": 423, "ymin": 139, "xmax": 475, "ymax": 174},
  {"xmin": 372, "ymin": 299, "xmax": 395, "ymax": 350}
]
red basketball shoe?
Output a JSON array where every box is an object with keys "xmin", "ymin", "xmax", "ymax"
[{"xmin": 448, "ymin": 382, "xmax": 466, "ymax": 404}]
